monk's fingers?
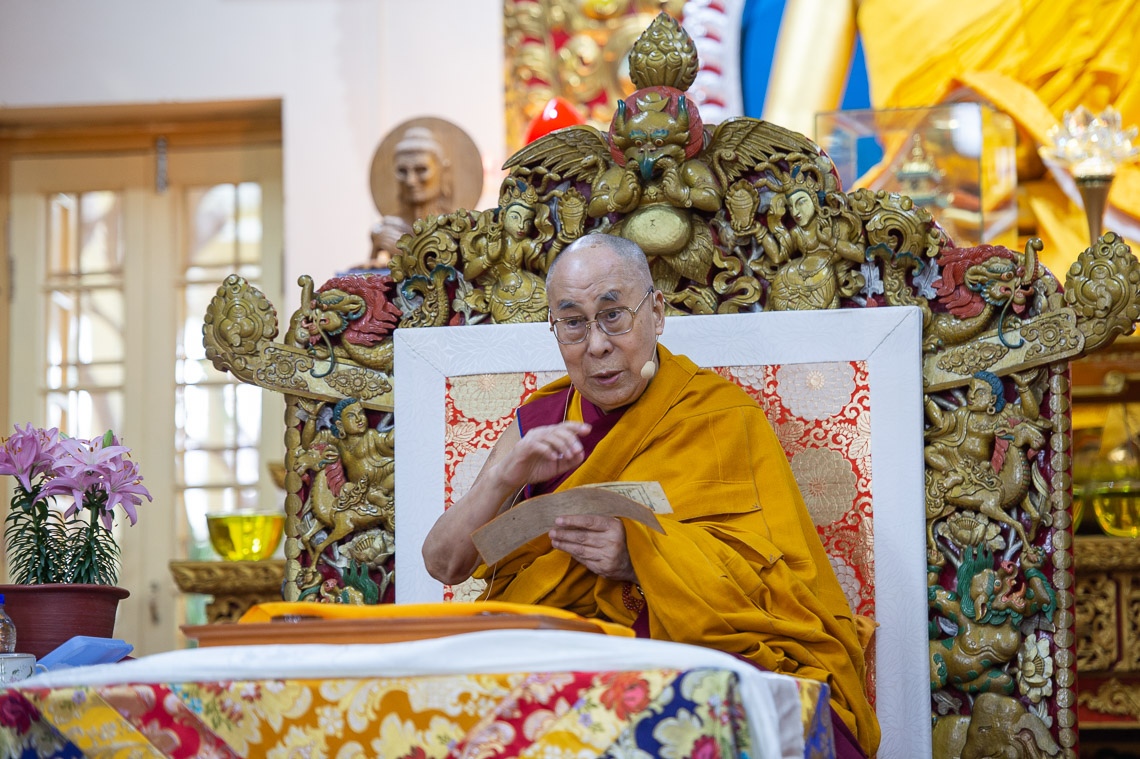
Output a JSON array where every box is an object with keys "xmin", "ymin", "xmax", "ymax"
[
  {"xmin": 550, "ymin": 420, "xmax": 592, "ymax": 437},
  {"xmin": 551, "ymin": 535, "xmax": 606, "ymax": 562},
  {"xmin": 541, "ymin": 444, "xmax": 585, "ymax": 474},
  {"xmin": 550, "ymin": 522, "xmax": 624, "ymax": 552},
  {"xmin": 514, "ymin": 437, "xmax": 579, "ymax": 471},
  {"xmin": 551, "ymin": 534, "xmax": 631, "ymax": 580},
  {"xmin": 551, "ymin": 527, "xmax": 599, "ymax": 550},
  {"xmin": 523, "ymin": 428, "xmax": 585, "ymax": 460},
  {"xmin": 548, "ymin": 427, "xmax": 588, "ymax": 457},
  {"xmin": 535, "ymin": 421, "xmax": 591, "ymax": 446},
  {"xmin": 554, "ymin": 514, "xmax": 624, "ymax": 534}
]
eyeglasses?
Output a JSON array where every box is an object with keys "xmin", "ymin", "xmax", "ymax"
[{"xmin": 550, "ymin": 288, "xmax": 655, "ymax": 345}]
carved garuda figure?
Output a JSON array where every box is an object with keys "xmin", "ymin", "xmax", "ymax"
[
  {"xmin": 203, "ymin": 12, "xmax": 1140, "ymax": 759},
  {"xmin": 391, "ymin": 13, "xmax": 833, "ymax": 320}
]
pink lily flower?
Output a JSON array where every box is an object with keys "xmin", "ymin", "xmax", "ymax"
[
  {"xmin": 3, "ymin": 425, "xmax": 149, "ymax": 585},
  {"xmin": 52, "ymin": 435, "xmax": 131, "ymax": 478},
  {"xmin": 100, "ymin": 459, "xmax": 152, "ymax": 527},
  {"xmin": 0, "ymin": 424, "xmax": 62, "ymax": 493},
  {"xmin": 42, "ymin": 470, "xmax": 103, "ymax": 521}
]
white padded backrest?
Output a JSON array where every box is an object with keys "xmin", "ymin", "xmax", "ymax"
[{"xmin": 394, "ymin": 307, "xmax": 931, "ymax": 758}]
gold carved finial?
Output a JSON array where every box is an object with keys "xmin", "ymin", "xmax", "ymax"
[
  {"xmin": 635, "ymin": 91, "xmax": 672, "ymax": 113},
  {"xmin": 627, "ymin": 12, "xmax": 699, "ymax": 92}
]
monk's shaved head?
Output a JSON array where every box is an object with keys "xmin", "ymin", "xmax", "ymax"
[
  {"xmin": 543, "ymin": 232, "xmax": 664, "ymax": 413},
  {"xmin": 546, "ymin": 234, "xmax": 653, "ymax": 291}
]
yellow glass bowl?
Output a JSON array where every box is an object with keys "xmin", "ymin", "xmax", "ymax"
[
  {"xmin": 1087, "ymin": 481, "xmax": 1140, "ymax": 538},
  {"xmin": 207, "ymin": 511, "xmax": 286, "ymax": 561}
]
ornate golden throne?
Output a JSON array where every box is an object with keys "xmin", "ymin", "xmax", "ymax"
[{"xmin": 201, "ymin": 14, "xmax": 1140, "ymax": 758}]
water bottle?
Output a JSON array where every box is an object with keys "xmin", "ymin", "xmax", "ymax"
[{"xmin": 0, "ymin": 594, "xmax": 16, "ymax": 653}]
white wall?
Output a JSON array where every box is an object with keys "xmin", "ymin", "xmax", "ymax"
[
  {"xmin": 0, "ymin": 0, "xmax": 505, "ymax": 289},
  {"xmin": 379, "ymin": 2, "xmax": 506, "ymax": 213}
]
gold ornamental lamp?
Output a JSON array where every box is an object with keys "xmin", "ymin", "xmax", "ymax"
[{"xmin": 1039, "ymin": 106, "xmax": 1139, "ymax": 247}]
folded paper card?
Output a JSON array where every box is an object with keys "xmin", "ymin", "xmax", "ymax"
[
  {"xmin": 471, "ymin": 481, "xmax": 672, "ymax": 566},
  {"xmin": 578, "ymin": 481, "xmax": 672, "ymax": 513}
]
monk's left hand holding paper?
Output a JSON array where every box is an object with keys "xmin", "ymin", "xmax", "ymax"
[
  {"xmin": 550, "ymin": 514, "xmax": 637, "ymax": 583},
  {"xmin": 470, "ymin": 484, "xmax": 664, "ymax": 576}
]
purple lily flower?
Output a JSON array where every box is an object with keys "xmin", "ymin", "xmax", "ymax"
[
  {"xmin": 41, "ymin": 470, "xmax": 102, "ymax": 521},
  {"xmin": 52, "ymin": 435, "xmax": 131, "ymax": 477},
  {"xmin": 0, "ymin": 424, "xmax": 62, "ymax": 493},
  {"xmin": 101, "ymin": 459, "xmax": 152, "ymax": 527},
  {"xmin": 41, "ymin": 438, "xmax": 151, "ymax": 529},
  {"xmin": 4, "ymin": 425, "xmax": 149, "ymax": 585}
]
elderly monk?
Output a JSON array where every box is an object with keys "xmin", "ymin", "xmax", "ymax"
[{"xmin": 422, "ymin": 233, "xmax": 879, "ymax": 756}]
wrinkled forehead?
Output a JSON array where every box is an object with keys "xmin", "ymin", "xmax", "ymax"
[{"xmin": 547, "ymin": 250, "xmax": 644, "ymax": 304}]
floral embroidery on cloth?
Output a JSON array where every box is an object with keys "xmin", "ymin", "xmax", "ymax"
[{"xmin": 0, "ymin": 668, "xmax": 807, "ymax": 758}]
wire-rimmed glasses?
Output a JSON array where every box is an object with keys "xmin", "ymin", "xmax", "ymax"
[{"xmin": 549, "ymin": 288, "xmax": 655, "ymax": 345}]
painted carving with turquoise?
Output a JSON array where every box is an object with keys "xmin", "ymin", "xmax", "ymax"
[
  {"xmin": 496, "ymin": 19, "xmax": 825, "ymax": 317},
  {"xmin": 287, "ymin": 395, "xmax": 395, "ymax": 603},
  {"xmin": 203, "ymin": 273, "xmax": 398, "ymax": 408},
  {"xmin": 924, "ymin": 369, "xmax": 1048, "ymax": 547},
  {"xmin": 290, "ymin": 274, "xmax": 402, "ymax": 375},
  {"xmin": 203, "ymin": 272, "xmax": 402, "ymax": 602},
  {"xmin": 283, "ymin": 275, "xmax": 400, "ymax": 602},
  {"xmin": 914, "ymin": 233, "xmax": 1140, "ymax": 755},
  {"xmin": 918, "ymin": 247, "xmax": 1078, "ymax": 755},
  {"xmin": 928, "ymin": 544, "xmax": 1057, "ymax": 695},
  {"xmin": 392, "ymin": 13, "xmax": 822, "ymax": 320}
]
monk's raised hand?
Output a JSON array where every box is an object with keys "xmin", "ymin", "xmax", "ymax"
[
  {"xmin": 501, "ymin": 421, "xmax": 591, "ymax": 487},
  {"xmin": 550, "ymin": 514, "xmax": 637, "ymax": 583}
]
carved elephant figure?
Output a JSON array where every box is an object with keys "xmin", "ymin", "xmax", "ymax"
[{"xmin": 932, "ymin": 693, "xmax": 1061, "ymax": 759}]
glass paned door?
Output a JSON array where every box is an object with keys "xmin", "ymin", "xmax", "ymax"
[
  {"xmin": 178, "ymin": 179, "xmax": 282, "ymax": 556},
  {"xmin": 44, "ymin": 190, "xmax": 127, "ymax": 438}
]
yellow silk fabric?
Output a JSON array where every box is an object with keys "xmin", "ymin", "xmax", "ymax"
[
  {"xmin": 475, "ymin": 345, "xmax": 879, "ymax": 755},
  {"xmin": 857, "ymin": 0, "xmax": 1140, "ymax": 275},
  {"xmin": 239, "ymin": 600, "xmax": 635, "ymax": 637}
]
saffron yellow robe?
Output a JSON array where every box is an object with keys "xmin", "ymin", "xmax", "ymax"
[{"xmin": 476, "ymin": 345, "xmax": 880, "ymax": 755}]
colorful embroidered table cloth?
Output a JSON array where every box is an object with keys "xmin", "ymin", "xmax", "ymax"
[{"xmin": 0, "ymin": 631, "xmax": 834, "ymax": 759}]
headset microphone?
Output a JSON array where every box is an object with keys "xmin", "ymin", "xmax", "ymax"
[
  {"xmin": 640, "ymin": 339, "xmax": 659, "ymax": 380},
  {"xmin": 641, "ymin": 310, "xmax": 661, "ymax": 380}
]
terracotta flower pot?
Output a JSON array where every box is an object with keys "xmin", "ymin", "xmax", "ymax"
[{"xmin": 0, "ymin": 584, "xmax": 130, "ymax": 659}]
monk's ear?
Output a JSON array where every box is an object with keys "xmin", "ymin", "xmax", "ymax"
[{"xmin": 652, "ymin": 289, "xmax": 665, "ymax": 335}]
